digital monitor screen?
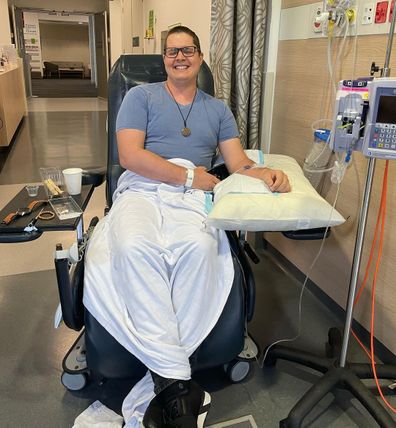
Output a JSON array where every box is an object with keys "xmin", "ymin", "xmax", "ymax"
[{"xmin": 376, "ymin": 95, "xmax": 396, "ymax": 124}]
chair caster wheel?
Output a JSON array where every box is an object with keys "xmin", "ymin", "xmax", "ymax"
[
  {"xmin": 61, "ymin": 371, "xmax": 88, "ymax": 391},
  {"xmin": 223, "ymin": 360, "xmax": 250, "ymax": 383}
]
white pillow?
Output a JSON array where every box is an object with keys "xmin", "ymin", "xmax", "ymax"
[{"xmin": 206, "ymin": 154, "xmax": 345, "ymax": 231}]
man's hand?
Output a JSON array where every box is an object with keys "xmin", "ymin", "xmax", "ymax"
[
  {"xmin": 259, "ymin": 168, "xmax": 291, "ymax": 193},
  {"xmin": 192, "ymin": 167, "xmax": 220, "ymax": 191}
]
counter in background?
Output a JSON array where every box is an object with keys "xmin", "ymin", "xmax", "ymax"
[{"xmin": 0, "ymin": 63, "xmax": 27, "ymax": 147}]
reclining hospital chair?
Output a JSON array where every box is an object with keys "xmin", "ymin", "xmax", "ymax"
[{"xmin": 55, "ymin": 54, "xmax": 259, "ymax": 391}]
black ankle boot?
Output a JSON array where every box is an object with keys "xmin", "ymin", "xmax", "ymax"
[
  {"xmin": 142, "ymin": 396, "xmax": 165, "ymax": 428},
  {"xmin": 158, "ymin": 380, "xmax": 211, "ymax": 428},
  {"xmin": 142, "ymin": 379, "xmax": 190, "ymax": 428}
]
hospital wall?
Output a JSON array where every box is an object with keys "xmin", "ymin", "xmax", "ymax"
[
  {"xmin": 266, "ymin": 1, "xmax": 396, "ymax": 355},
  {"xmin": 141, "ymin": 0, "xmax": 211, "ymax": 60}
]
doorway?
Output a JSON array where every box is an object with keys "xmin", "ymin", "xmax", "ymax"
[
  {"xmin": 36, "ymin": 20, "xmax": 95, "ymax": 97},
  {"xmin": 12, "ymin": 7, "xmax": 110, "ymax": 99}
]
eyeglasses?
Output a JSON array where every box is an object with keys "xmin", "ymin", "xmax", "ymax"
[{"xmin": 163, "ymin": 46, "xmax": 198, "ymax": 58}]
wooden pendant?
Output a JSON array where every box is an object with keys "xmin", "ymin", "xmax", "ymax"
[{"xmin": 181, "ymin": 127, "xmax": 191, "ymax": 137}]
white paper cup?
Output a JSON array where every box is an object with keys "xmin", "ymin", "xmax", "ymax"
[{"xmin": 62, "ymin": 168, "xmax": 83, "ymax": 195}]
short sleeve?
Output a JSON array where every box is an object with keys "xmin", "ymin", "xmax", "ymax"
[
  {"xmin": 116, "ymin": 86, "xmax": 148, "ymax": 132},
  {"xmin": 218, "ymin": 103, "xmax": 239, "ymax": 143}
]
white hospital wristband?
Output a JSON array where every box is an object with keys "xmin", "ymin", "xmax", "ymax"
[{"xmin": 185, "ymin": 168, "xmax": 194, "ymax": 188}]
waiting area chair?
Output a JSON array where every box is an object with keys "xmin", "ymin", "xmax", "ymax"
[
  {"xmin": 43, "ymin": 61, "xmax": 60, "ymax": 78},
  {"xmin": 55, "ymin": 54, "xmax": 259, "ymax": 391}
]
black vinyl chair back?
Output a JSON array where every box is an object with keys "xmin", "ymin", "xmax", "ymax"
[
  {"xmin": 43, "ymin": 61, "xmax": 59, "ymax": 77},
  {"xmin": 106, "ymin": 54, "xmax": 215, "ymax": 206}
]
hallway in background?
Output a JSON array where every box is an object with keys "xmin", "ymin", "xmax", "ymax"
[{"xmin": 0, "ymin": 98, "xmax": 107, "ymax": 184}]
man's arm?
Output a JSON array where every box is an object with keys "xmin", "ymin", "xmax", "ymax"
[
  {"xmin": 219, "ymin": 138, "xmax": 291, "ymax": 193},
  {"xmin": 117, "ymin": 129, "xmax": 220, "ymax": 190}
]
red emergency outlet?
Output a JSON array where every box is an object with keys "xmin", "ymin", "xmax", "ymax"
[
  {"xmin": 389, "ymin": 0, "xmax": 395, "ymax": 22},
  {"xmin": 375, "ymin": 1, "xmax": 389, "ymax": 23}
]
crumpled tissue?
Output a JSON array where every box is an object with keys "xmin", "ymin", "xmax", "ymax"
[{"xmin": 73, "ymin": 400, "xmax": 124, "ymax": 428}]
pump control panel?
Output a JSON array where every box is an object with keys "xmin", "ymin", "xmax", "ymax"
[{"xmin": 362, "ymin": 78, "xmax": 396, "ymax": 159}]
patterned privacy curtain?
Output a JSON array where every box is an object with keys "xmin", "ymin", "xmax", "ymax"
[{"xmin": 210, "ymin": 0, "xmax": 267, "ymax": 149}]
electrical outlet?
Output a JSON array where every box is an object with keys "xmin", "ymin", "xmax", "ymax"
[
  {"xmin": 375, "ymin": 1, "xmax": 389, "ymax": 23},
  {"xmin": 312, "ymin": 5, "xmax": 324, "ymax": 33},
  {"xmin": 361, "ymin": 2, "xmax": 375, "ymax": 24},
  {"xmin": 389, "ymin": 0, "xmax": 395, "ymax": 22}
]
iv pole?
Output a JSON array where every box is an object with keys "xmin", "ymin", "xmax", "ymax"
[
  {"xmin": 267, "ymin": 9, "xmax": 396, "ymax": 428},
  {"xmin": 339, "ymin": 3, "xmax": 396, "ymax": 368}
]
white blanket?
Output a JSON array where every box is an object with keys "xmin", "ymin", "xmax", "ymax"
[{"xmin": 83, "ymin": 159, "xmax": 234, "ymax": 426}]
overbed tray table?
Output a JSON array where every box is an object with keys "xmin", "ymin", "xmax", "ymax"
[{"xmin": 0, "ymin": 185, "xmax": 94, "ymax": 243}]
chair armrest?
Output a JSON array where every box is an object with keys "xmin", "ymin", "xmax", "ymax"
[
  {"xmin": 208, "ymin": 162, "xmax": 229, "ymax": 180},
  {"xmin": 55, "ymin": 255, "xmax": 85, "ymax": 331},
  {"xmin": 82, "ymin": 167, "xmax": 107, "ymax": 188},
  {"xmin": 54, "ymin": 217, "xmax": 99, "ymax": 331},
  {"xmin": 282, "ymin": 227, "xmax": 331, "ymax": 240},
  {"xmin": 226, "ymin": 231, "xmax": 256, "ymax": 323}
]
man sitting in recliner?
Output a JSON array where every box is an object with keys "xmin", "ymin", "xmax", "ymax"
[{"xmin": 84, "ymin": 26, "xmax": 290, "ymax": 427}]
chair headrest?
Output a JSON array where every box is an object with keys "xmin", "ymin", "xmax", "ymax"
[{"xmin": 106, "ymin": 54, "xmax": 214, "ymax": 205}]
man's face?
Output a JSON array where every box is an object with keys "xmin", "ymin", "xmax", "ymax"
[{"xmin": 163, "ymin": 32, "xmax": 203, "ymax": 84}]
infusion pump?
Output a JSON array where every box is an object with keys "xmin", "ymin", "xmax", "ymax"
[{"xmin": 330, "ymin": 77, "xmax": 396, "ymax": 160}]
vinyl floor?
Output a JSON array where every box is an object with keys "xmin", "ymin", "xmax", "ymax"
[{"xmin": 0, "ymin": 98, "xmax": 395, "ymax": 428}]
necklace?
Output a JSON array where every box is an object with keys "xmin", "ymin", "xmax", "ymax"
[{"xmin": 165, "ymin": 82, "xmax": 197, "ymax": 137}]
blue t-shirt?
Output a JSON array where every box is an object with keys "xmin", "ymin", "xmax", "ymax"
[{"xmin": 116, "ymin": 82, "xmax": 239, "ymax": 169}]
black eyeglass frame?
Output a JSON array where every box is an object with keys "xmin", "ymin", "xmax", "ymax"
[{"xmin": 163, "ymin": 46, "xmax": 199, "ymax": 58}]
